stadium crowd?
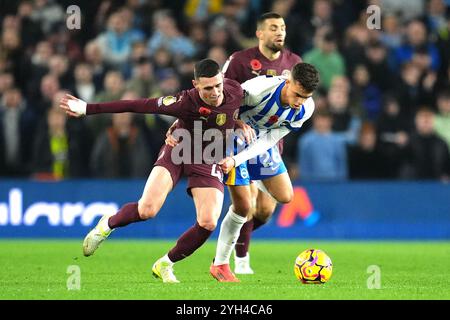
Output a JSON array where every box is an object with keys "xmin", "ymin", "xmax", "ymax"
[{"xmin": 1, "ymin": 0, "xmax": 450, "ymax": 181}]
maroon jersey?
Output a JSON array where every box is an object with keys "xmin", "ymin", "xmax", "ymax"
[
  {"xmin": 223, "ymin": 47, "xmax": 301, "ymax": 84},
  {"xmin": 86, "ymin": 78, "xmax": 243, "ymax": 163}
]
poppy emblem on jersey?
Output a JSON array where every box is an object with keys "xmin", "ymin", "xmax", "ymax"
[
  {"xmin": 199, "ymin": 107, "xmax": 212, "ymax": 116},
  {"xmin": 268, "ymin": 115, "xmax": 279, "ymax": 124},
  {"xmin": 216, "ymin": 113, "xmax": 227, "ymax": 126},
  {"xmin": 250, "ymin": 59, "xmax": 262, "ymax": 71},
  {"xmin": 162, "ymin": 96, "xmax": 177, "ymax": 106}
]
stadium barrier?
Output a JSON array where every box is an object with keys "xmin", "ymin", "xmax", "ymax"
[{"xmin": 0, "ymin": 179, "xmax": 448, "ymax": 239}]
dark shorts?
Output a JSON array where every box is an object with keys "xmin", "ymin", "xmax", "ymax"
[{"xmin": 154, "ymin": 144, "xmax": 224, "ymax": 196}]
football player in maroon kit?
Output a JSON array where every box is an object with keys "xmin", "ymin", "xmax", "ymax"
[
  {"xmin": 223, "ymin": 12, "xmax": 302, "ymax": 275},
  {"xmin": 60, "ymin": 59, "xmax": 244, "ymax": 283}
]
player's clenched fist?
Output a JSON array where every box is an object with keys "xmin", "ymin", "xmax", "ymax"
[
  {"xmin": 165, "ymin": 120, "xmax": 180, "ymax": 147},
  {"xmin": 218, "ymin": 157, "xmax": 236, "ymax": 174},
  {"xmin": 59, "ymin": 94, "xmax": 86, "ymax": 117}
]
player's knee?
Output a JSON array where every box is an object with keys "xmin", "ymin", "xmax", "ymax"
[
  {"xmin": 137, "ymin": 200, "xmax": 159, "ymax": 220},
  {"xmin": 232, "ymin": 200, "xmax": 252, "ymax": 216},
  {"xmin": 255, "ymin": 206, "xmax": 274, "ymax": 222},
  {"xmin": 274, "ymin": 190, "xmax": 293, "ymax": 204},
  {"xmin": 198, "ymin": 219, "xmax": 217, "ymax": 231},
  {"xmin": 276, "ymin": 194, "xmax": 293, "ymax": 204}
]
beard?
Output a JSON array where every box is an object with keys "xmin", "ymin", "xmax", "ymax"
[{"xmin": 266, "ymin": 41, "xmax": 284, "ymax": 53}]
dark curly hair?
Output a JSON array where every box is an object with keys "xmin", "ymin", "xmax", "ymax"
[{"xmin": 291, "ymin": 63, "xmax": 320, "ymax": 93}]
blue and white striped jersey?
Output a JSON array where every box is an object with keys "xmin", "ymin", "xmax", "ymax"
[
  {"xmin": 232, "ymin": 75, "xmax": 315, "ymax": 166},
  {"xmin": 239, "ymin": 75, "xmax": 315, "ymax": 132}
]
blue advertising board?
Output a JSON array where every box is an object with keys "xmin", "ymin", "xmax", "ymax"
[{"xmin": 0, "ymin": 179, "xmax": 449, "ymax": 239}]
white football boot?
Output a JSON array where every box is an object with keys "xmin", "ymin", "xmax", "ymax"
[
  {"xmin": 82, "ymin": 213, "xmax": 114, "ymax": 256},
  {"xmin": 152, "ymin": 258, "xmax": 180, "ymax": 283},
  {"xmin": 234, "ymin": 252, "xmax": 254, "ymax": 274}
]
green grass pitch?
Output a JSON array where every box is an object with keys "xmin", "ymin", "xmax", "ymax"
[{"xmin": 0, "ymin": 240, "xmax": 449, "ymax": 300}]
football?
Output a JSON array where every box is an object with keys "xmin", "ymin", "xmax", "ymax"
[{"xmin": 294, "ymin": 249, "xmax": 333, "ymax": 284}]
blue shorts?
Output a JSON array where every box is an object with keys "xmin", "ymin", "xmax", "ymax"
[{"xmin": 224, "ymin": 144, "xmax": 287, "ymax": 186}]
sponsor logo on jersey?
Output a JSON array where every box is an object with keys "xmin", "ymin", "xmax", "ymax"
[
  {"xmin": 162, "ymin": 96, "xmax": 177, "ymax": 106},
  {"xmin": 282, "ymin": 69, "xmax": 291, "ymax": 77},
  {"xmin": 216, "ymin": 113, "xmax": 227, "ymax": 126}
]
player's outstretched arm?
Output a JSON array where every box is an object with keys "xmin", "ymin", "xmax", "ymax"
[
  {"xmin": 228, "ymin": 127, "xmax": 290, "ymax": 170},
  {"xmin": 60, "ymin": 93, "xmax": 184, "ymax": 117}
]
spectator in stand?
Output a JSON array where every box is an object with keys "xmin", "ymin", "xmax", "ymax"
[
  {"xmin": 207, "ymin": 46, "xmax": 228, "ymax": 69},
  {"xmin": 126, "ymin": 57, "xmax": 155, "ymax": 99},
  {"xmin": 364, "ymin": 40, "xmax": 395, "ymax": 92},
  {"xmin": 400, "ymin": 107, "xmax": 450, "ymax": 180},
  {"xmin": 350, "ymin": 64, "xmax": 382, "ymax": 121},
  {"xmin": 183, "ymin": 0, "xmax": 223, "ymax": 23},
  {"xmin": 348, "ymin": 121, "xmax": 387, "ymax": 179},
  {"xmin": 395, "ymin": 62, "xmax": 423, "ymax": 120},
  {"xmin": 376, "ymin": 95, "xmax": 410, "ymax": 179},
  {"xmin": 296, "ymin": 0, "xmax": 336, "ymax": 55},
  {"xmin": 84, "ymin": 40, "xmax": 109, "ymax": 91},
  {"xmin": 88, "ymin": 70, "xmax": 126, "ymax": 139},
  {"xmin": 304, "ymin": 29, "xmax": 346, "ymax": 91},
  {"xmin": 32, "ymin": 91, "xmax": 92, "ymax": 180},
  {"xmin": 436, "ymin": 15, "xmax": 450, "ymax": 85},
  {"xmin": 35, "ymin": 74, "xmax": 60, "ymax": 117},
  {"xmin": 434, "ymin": 89, "xmax": 450, "ymax": 150},
  {"xmin": 72, "ymin": 63, "xmax": 97, "ymax": 103},
  {"xmin": 90, "ymin": 111, "xmax": 151, "ymax": 179},
  {"xmin": 188, "ymin": 22, "xmax": 209, "ymax": 58},
  {"xmin": 392, "ymin": 19, "xmax": 441, "ymax": 73},
  {"xmin": 30, "ymin": 0, "xmax": 65, "ymax": 34},
  {"xmin": 327, "ymin": 86, "xmax": 361, "ymax": 145},
  {"xmin": 298, "ymin": 109, "xmax": 348, "ymax": 182},
  {"xmin": 95, "ymin": 11, "xmax": 145, "ymax": 70},
  {"xmin": 0, "ymin": 72, "xmax": 14, "ymax": 98},
  {"xmin": 424, "ymin": 0, "xmax": 448, "ymax": 36},
  {"xmin": 143, "ymin": 71, "xmax": 179, "ymax": 142},
  {"xmin": 0, "ymin": 23, "xmax": 27, "ymax": 92},
  {"xmin": 379, "ymin": 0, "xmax": 425, "ymax": 24},
  {"xmin": 147, "ymin": 10, "xmax": 196, "ymax": 61},
  {"xmin": 379, "ymin": 13, "xmax": 403, "ymax": 50},
  {"xmin": 152, "ymin": 47, "xmax": 175, "ymax": 82},
  {"xmin": 342, "ymin": 9, "xmax": 373, "ymax": 71},
  {"xmin": 0, "ymin": 88, "xmax": 36, "ymax": 176},
  {"xmin": 16, "ymin": 1, "xmax": 44, "ymax": 49},
  {"xmin": 47, "ymin": 54, "xmax": 72, "ymax": 90},
  {"xmin": 207, "ymin": 18, "xmax": 243, "ymax": 56},
  {"xmin": 122, "ymin": 41, "xmax": 149, "ymax": 79},
  {"xmin": 26, "ymin": 40, "xmax": 53, "ymax": 98}
]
